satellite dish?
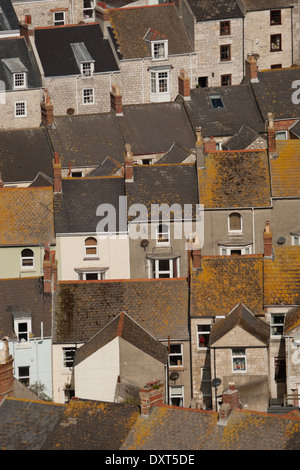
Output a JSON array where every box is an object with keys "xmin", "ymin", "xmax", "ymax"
[
  {"xmin": 169, "ymin": 371, "xmax": 179, "ymax": 381},
  {"xmin": 277, "ymin": 237, "xmax": 286, "ymax": 245},
  {"xmin": 293, "ymin": 332, "xmax": 300, "ymax": 345},
  {"xmin": 211, "ymin": 377, "xmax": 221, "ymax": 388}
]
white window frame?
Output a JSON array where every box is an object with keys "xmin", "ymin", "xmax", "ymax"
[
  {"xmin": 150, "ymin": 69, "xmax": 170, "ymax": 101},
  {"xmin": 228, "ymin": 212, "xmax": 242, "ymax": 234},
  {"xmin": 83, "ymin": 0, "xmax": 95, "ymax": 19},
  {"xmin": 53, "ymin": 11, "xmax": 65, "ymax": 26},
  {"xmin": 18, "ymin": 366, "xmax": 30, "ymax": 386},
  {"xmin": 151, "ymin": 40, "xmax": 168, "ymax": 61},
  {"xmin": 270, "ymin": 314, "xmax": 285, "ymax": 338},
  {"xmin": 169, "ymin": 385, "xmax": 184, "ymax": 407},
  {"xmin": 168, "ymin": 343, "xmax": 183, "ymax": 368},
  {"xmin": 232, "ymin": 348, "xmax": 247, "ymax": 372},
  {"xmin": 84, "ymin": 237, "xmax": 98, "ymax": 258},
  {"xmin": 156, "ymin": 223, "xmax": 170, "ymax": 246},
  {"xmin": 82, "ymin": 87, "xmax": 94, "ymax": 105},
  {"xmin": 81, "ymin": 62, "xmax": 94, "ymax": 78},
  {"xmin": 292, "ymin": 235, "xmax": 300, "ymax": 246},
  {"xmin": 21, "ymin": 248, "xmax": 34, "ymax": 269},
  {"xmin": 14, "ymin": 318, "xmax": 32, "ymax": 342},
  {"xmin": 276, "ymin": 130, "xmax": 287, "ymax": 140},
  {"xmin": 78, "ymin": 271, "xmax": 106, "ymax": 281},
  {"xmin": 149, "ymin": 258, "xmax": 180, "ymax": 279},
  {"xmin": 63, "ymin": 347, "xmax": 76, "ymax": 369},
  {"xmin": 15, "ymin": 101, "xmax": 27, "ymax": 118},
  {"xmin": 14, "ymin": 72, "xmax": 26, "ymax": 89},
  {"xmin": 220, "ymin": 245, "xmax": 252, "ymax": 256},
  {"xmin": 197, "ymin": 324, "xmax": 211, "ymax": 349}
]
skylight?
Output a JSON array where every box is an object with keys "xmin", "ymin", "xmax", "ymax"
[{"xmin": 209, "ymin": 94, "xmax": 225, "ymax": 109}]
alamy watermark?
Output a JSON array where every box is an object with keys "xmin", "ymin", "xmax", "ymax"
[
  {"xmin": 95, "ymin": 196, "xmax": 204, "ymax": 248},
  {"xmin": 292, "ymin": 80, "xmax": 300, "ymax": 104}
]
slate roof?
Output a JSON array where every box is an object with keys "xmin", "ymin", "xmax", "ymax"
[
  {"xmin": 190, "ymin": 255, "xmax": 265, "ymax": 317},
  {"xmin": 53, "ymin": 278, "xmax": 189, "ymax": 343},
  {"xmin": 0, "ymin": 277, "xmax": 52, "ymax": 340},
  {"xmin": 180, "ymin": 84, "xmax": 264, "ymax": 137},
  {"xmin": 157, "ymin": 143, "xmax": 193, "ymax": 164},
  {"xmin": 0, "ymin": 36, "xmax": 41, "ymax": 90},
  {"xmin": 197, "ymin": 149, "xmax": 271, "ymax": 208},
  {"xmin": 209, "ymin": 303, "xmax": 270, "ymax": 346},
  {"xmin": 0, "ymin": 0, "xmax": 19, "ymax": 32},
  {"xmin": 264, "ymin": 246, "xmax": 300, "ymax": 306},
  {"xmin": 0, "ymin": 397, "xmax": 140, "ymax": 450},
  {"xmin": 126, "ymin": 163, "xmax": 199, "ymax": 220},
  {"xmin": 0, "ymin": 186, "xmax": 55, "ymax": 246},
  {"xmin": 34, "ymin": 23, "xmax": 119, "ymax": 77},
  {"xmin": 270, "ymin": 140, "xmax": 300, "ymax": 198},
  {"xmin": 240, "ymin": 0, "xmax": 293, "ymax": 11},
  {"xmin": 248, "ymin": 68, "xmax": 300, "ymax": 121},
  {"xmin": 289, "ymin": 120, "xmax": 300, "ymax": 138},
  {"xmin": 54, "ymin": 176, "xmax": 126, "ymax": 234},
  {"xmin": 222, "ymin": 124, "xmax": 267, "ymax": 151},
  {"xmin": 186, "ymin": 0, "xmax": 244, "ymax": 21},
  {"xmin": 0, "ymin": 128, "xmax": 54, "ymax": 183},
  {"xmin": 74, "ymin": 311, "xmax": 168, "ymax": 366},
  {"xmin": 108, "ymin": 4, "xmax": 194, "ymax": 60},
  {"xmin": 89, "ymin": 156, "xmax": 123, "ymax": 177}
]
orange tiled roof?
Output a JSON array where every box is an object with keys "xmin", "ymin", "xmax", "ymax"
[
  {"xmin": 270, "ymin": 140, "xmax": 300, "ymax": 198},
  {"xmin": 264, "ymin": 246, "xmax": 300, "ymax": 306},
  {"xmin": 0, "ymin": 187, "xmax": 55, "ymax": 246}
]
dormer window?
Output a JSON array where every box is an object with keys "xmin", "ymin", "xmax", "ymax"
[
  {"xmin": 13, "ymin": 313, "xmax": 32, "ymax": 343},
  {"xmin": 81, "ymin": 62, "xmax": 94, "ymax": 78},
  {"xmin": 14, "ymin": 72, "xmax": 26, "ymax": 88},
  {"xmin": 152, "ymin": 41, "xmax": 168, "ymax": 60},
  {"xmin": 2, "ymin": 58, "xmax": 28, "ymax": 90},
  {"xmin": 71, "ymin": 42, "xmax": 95, "ymax": 78}
]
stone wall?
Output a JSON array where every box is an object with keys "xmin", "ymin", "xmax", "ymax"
[
  {"xmin": 0, "ymin": 89, "xmax": 42, "ymax": 130},
  {"xmin": 12, "ymin": 0, "xmax": 86, "ymax": 26}
]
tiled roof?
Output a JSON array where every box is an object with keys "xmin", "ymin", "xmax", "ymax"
[
  {"xmin": 222, "ymin": 124, "xmax": 267, "ymax": 151},
  {"xmin": 264, "ymin": 246, "xmax": 300, "ymax": 306},
  {"xmin": 186, "ymin": 0, "xmax": 244, "ymax": 21},
  {"xmin": 108, "ymin": 4, "xmax": 193, "ymax": 60},
  {"xmin": 270, "ymin": 140, "xmax": 300, "ymax": 198},
  {"xmin": 0, "ymin": 186, "xmax": 55, "ymax": 246},
  {"xmin": 240, "ymin": 0, "xmax": 293, "ymax": 12},
  {"xmin": 198, "ymin": 150, "xmax": 271, "ymax": 208},
  {"xmin": 284, "ymin": 306, "xmax": 300, "ymax": 336},
  {"xmin": 209, "ymin": 303, "xmax": 270, "ymax": 346},
  {"xmin": 54, "ymin": 278, "xmax": 189, "ymax": 343},
  {"xmin": 74, "ymin": 311, "xmax": 168, "ymax": 366},
  {"xmin": 190, "ymin": 255, "xmax": 265, "ymax": 317},
  {"xmin": 0, "ymin": 277, "xmax": 52, "ymax": 338},
  {"xmin": 157, "ymin": 143, "xmax": 193, "ymax": 164}
]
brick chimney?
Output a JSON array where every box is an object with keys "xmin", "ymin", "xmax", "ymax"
[
  {"xmin": 263, "ymin": 221, "xmax": 272, "ymax": 257},
  {"xmin": 245, "ymin": 54, "xmax": 258, "ymax": 83},
  {"xmin": 204, "ymin": 136, "xmax": 217, "ymax": 153},
  {"xmin": 0, "ymin": 337, "xmax": 14, "ymax": 404},
  {"xmin": 41, "ymin": 89, "xmax": 54, "ymax": 127},
  {"xmin": 43, "ymin": 245, "xmax": 58, "ymax": 293},
  {"xmin": 267, "ymin": 112, "xmax": 277, "ymax": 156},
  {"xmin": 178, "ymin": 69, "xmax": 190, "ymax": 101},
  {"xmin": 19, "ymin": 15, "xmax": 34, "ymax": 46},
  {"xmin": 53, "ymin": 152, "xmax": 62, "ymax": 193},
  {"xmin": 219, "ymin": 383, "xmax": 240, "ymax": 423},
  {"xmin": 139, "ymin": 380, "xmax": 165, "ymax": 417},
  {"xmin": 186, "ymin": 232, "xmax": 202, "ymax": 270},
  {"xmin": 110, "ymin": 84, "xmax": 123, "ymax": 116},
  {"xmin": 95, "ymin": 2, "xmax": 110, "ymax": 35},
  {"xmin": 195, "ymin": 128, "xmax": 205, "ymax": 168},
  {"xmin": 124, "ymin": 143, "xmax": 133, "ymax": 182}
]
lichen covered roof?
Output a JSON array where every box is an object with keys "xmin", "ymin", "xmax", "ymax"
[{"xmin": 270, "ymin": 140, "xmax": 300, "ymax": 198}]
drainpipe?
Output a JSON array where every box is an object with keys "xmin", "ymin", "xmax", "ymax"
[
  {"xmin": 142, "ymin": 59, "xmax": 144, "ymax": 104},
  {"xmin": 75, "ymin": 76, "xmax": 79, "ymax": 115},
  {"xmin": 252, "ymin": 207, "xmax": 255, "ymax": 253}
]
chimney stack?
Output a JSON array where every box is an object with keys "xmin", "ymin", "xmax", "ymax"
[
  {"xmin": 0, "ymin": 337, "xmax": 14, "ymax": 404},
  {"xmin": 124, "ymin": 143, "xmax": 133, "ymax": 182},
  {"xmin": 19, "ymin": 15, "xmax": 34, "ymax": 46},
  {"xmin": 110, "ymin": 84, "xmax": 123, "ymax": 116},
  {"xmin": 204, "ymin": 136, "xmax": 217, "ymax": 153},
  {"xmin": 178, "ymin": 69, "xmax": 190, "ymax": 101},
  {"xmin": 139, "ymin": 380, "xmax": 165, "ymax": 417},
  {"xmin": 43, "ymin": 245, "xmax": 58, "ymax": 293},
  {"xmin": 195, "ymin": 128, "xmax": 205, "ymax": 168},
  {"xmin": 186, "ymin": 232, "xmax": 202, "ymax": 270},
  {"xmin": 53, "ymin": 152, "xmax": 62, "ymax": 193},
  {"xmin": 218, "ymin": 383, "xmax": 240, "ymax": 423},
  {"xmin": 245, "ymin": 54, "xmax": 258, "ymax": 83},
  {"xmin": 267, "ymin": 112, "xmax": 277, "ymax": 156},
  {"xmin": 263, "ymin": 221, "xmax": 273, "ymax": 257},
  {"xmin": 41, "ymin": 89, "xmax": 54, "ymax": 127}
]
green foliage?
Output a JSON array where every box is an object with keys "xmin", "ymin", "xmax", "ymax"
[{"xmin": 29, "ymin": 381, "xmax": 52, "ymax": 402}]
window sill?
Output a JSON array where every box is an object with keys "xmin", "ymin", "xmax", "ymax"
[
  {"xmin": 270, "ymin": 49, "xmax": 282, "ymax": 53},
  {"xmin": 83, "ymin": 257, "xmax": 99, "ymax": 261}
]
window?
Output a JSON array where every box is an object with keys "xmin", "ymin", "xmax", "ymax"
[
  {"xmin": 169, "ymin": 344, "xmax": 183, "ymax": 367},
  {"xmin": 169, "ymin": 385, "xmax": 184, "ymax": 407},
  {"xmin": 14, "ymin": 72, "xmax": 26, "ymax": 88},
  {"xmin": 232, "ymin": 348, "xmax": 246, "ymax": 372},
  {"xmin": 209, "ymin": 93, "xmax": 225, "ymax": 109},
  {"xmin": 84, "ymin": 237, "xmax": 98, "ymax": 257},
  {"xmin": 201, "ymin": 368, "xmax": 212, "ymax": 397},
  {"xmin": 14, "ymin": 319, "xmax": 32, "ymax": 342},
  {"xmin": 71, "ymin": 171, "xmax": 83, "ymax": 177},
  {"xmin": 152, "ymin": 41, "xmax": 168, "ymax": 60},
  {"xmin": 292, "ymin": 235, "xmax": 300, "ymax": 245},
  {"xmin": 276, "ymin": 130, "xmax": 287, "ymax": 140},
  {"xmin": 15, "ymin": 101, "xmax": 27, "ymax": 117},
  {"xmin": 220, "ymin": 245, "xmax": 252, "ymax": 256},
  {"xmin": 198, "ymin": 76, "xmax": 208, "ymax": 88},
  {"xmin": 81, "ymin": 62, "xmax": 93, "ymax": 78},
  {"xmin": 228, "ymin": 212, "xmax": 242, "ymax": 233},
  {"xmin": 83, "ymin": 0, "xmax": 95, "ymax": 19},
  {"xmin": 156, "ymin": 223, "xmax": 170, "ymax": 245},
  {"xmin": 78, "ymin": 271, "xmax": 106, "ymax": 280},
  {"xmin": 54, "ymin": 11, "xmax": 65, "ymax": 25},
  {"xmin": 220, "ymin": 21, "xmax": 230, "ymax": 36},
  {"xmin": 63, "ymin": 348, "xmax": 76, "ymax": 368},
  {"xmin": 197, "ymin": 324, "xmax": 210, "ymax": 348},
  {"xmin": 64, "ymin": 388, "xmax": 75, "ymax": 404},
  {"xmin": 274, "ymin": 357, "xmax": 286, "ymax": 382},
  {"xmin": 150, "ymin": 258, "xmax": 179, "ymax": 278},
  {"xmin": 270, "ymin": 10, "xmax": 281, "ymax": 26},
  {"xmin": 271, "ymin": 34, "xmax": 282, "ymax": 52},
  {"xmin": 18, "ymin": 366, "xmax": 30, "ymax": 387},
  {"xmin": 82, "ymin": 88, "xmax": 94, "ymax": 104},
  {"xmin": 151, "ymin": 70, "xmax": 169, "ymax": 95},
  {"xmin": 221, "ymin": 74, "xmax": 231, "ymax": 86},
  {"xmin": 271, "ymin": 314, "xmax": 284, "ymax": 337},
  {"xmin": 271, "ymin": 64, "xmax": 282, "ymax": 69},
  {"xmin": 220, "ymin": 44, "xmax": 231, "ymax": 61},
  {"xmin": 21, "ymin": 248, "xmax": 34, "ymax": 268}
]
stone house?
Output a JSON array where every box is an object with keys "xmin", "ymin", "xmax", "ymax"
[
  {"xmin": 284, "ymin": 307, "xmax": 300, "ymax": 406},
  {"xmin": 96, "ymin": 2, "xmax": 197, "ymax": 105}
]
